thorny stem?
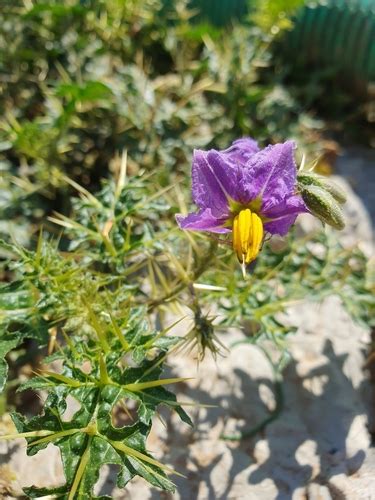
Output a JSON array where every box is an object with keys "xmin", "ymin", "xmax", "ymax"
[{"xmin": 147, "ymin": 240, "xmax": 218, "ymax": 312}]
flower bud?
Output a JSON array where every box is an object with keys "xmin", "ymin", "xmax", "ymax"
[
  {"xmin": 299, "ymin": 184, "xmax": 345, "ymax": 230},
  {"xmin": 297, "ymin": 172, "xmax": 347, "ymax": 204}
]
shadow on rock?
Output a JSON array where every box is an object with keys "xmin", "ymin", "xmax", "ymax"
[
  {"xmin": 245, "ymin": 339, "xmax": 368, "ymax": 498},
  {"xmin": 160, "ymin": 338, "xmax": 370, "ymax": 499}
]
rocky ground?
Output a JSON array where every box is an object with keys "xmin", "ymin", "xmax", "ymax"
[{"xmin": 0, "ymin": 148, "xmax": 374, "ymax": 499}]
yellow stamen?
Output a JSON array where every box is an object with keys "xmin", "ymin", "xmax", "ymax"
[{"xmin": 232, "ymin": 208, "xmax": 264, "ymax": 276}]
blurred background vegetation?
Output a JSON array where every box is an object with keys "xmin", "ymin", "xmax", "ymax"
[{"xmin": 1, "ymin": 0, "xmax": 373, "ymax": 249}]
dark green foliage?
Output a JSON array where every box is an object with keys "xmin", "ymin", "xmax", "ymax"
[
  {"xmin": 0, "ymin": 0, "xmax": 322, "ymax": 241},
  {"xmin": 0, "ymin": 277, "xmax": 49, "ymax": 392}
]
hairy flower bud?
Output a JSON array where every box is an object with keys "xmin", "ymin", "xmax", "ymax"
[
  {"xmin": 299, "ymin": 184, "xmax": 345, "ymax": 230},
  {"xmin": 297, "ymin": 172, "xmax": 347, "ymax": 204}
]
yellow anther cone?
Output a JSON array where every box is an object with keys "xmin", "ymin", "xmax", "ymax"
[{"xmin": 232, "ymin": 208, "xmax": 263, "ymax": 276}]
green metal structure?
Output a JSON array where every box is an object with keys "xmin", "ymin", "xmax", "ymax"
[
  {"xmin": 287, "ymin": 0, "xmax": 375, "ymax": 82},
  {"xmin": 179, "ymin": 0, "xmax": 375, "ymax": 82},
  {"xmin": 188, "ymin": 0, "xmax": 248, "ymax": 26}
]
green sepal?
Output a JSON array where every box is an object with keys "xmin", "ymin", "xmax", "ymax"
[
  {"xmin": 297, "ymin": 172, "xmax": 347, "ymax": 204},
  {"xmin": 300, "ymin": 184, "xmax": 345, "ymax": 230}
]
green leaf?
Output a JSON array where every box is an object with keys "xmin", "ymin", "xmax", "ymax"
[
  {"xmin": 11, "ymin": 341, "xmax": 191, "ymax": 497},
  {"xmin": 56, "ymin": 82, "xmax": 113, "ymax": 103},
  {"xmin": 12, "ymin": 380, "xmax": 177, "ymax": 498},
  {"xmin": 0, "ymin": 331, "xmax": 22, "ymax": 392}
]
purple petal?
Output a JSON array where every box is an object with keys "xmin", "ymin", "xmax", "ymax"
[
  {"xmin": 176, "ymin": 209, "xmax": 230, "ymax": 234},
  {"xmin": 244, "ymin": 141, "xmax": 297, "ymax": 205},
  {"xmin": 262, "ymin": 194, "xmax": 308, "ymax": 219},
  {"xmin": 264, "ymin": 214, "xmax": 299, "ymax": 236},
  {"xmin": 183, "ymin": 138, "xmax": 305, "ymax": 239},
  {"xmin": 191, "ymin": 150, "xmax": 232, "ymax": 215},
  {"xmin": 191, "ymin": 138, "xmax": 260, "ymax": 213},
  {"xmin": 221, "ymin": 137, "xmax": 259, "ymax": 165},
  {"xmin": 205, "ymin": 150, "xmax": 248, "ymax": 204},
  {"xmin": 262, "ymin": 194, "xmax": 307, "ymax": 236}
]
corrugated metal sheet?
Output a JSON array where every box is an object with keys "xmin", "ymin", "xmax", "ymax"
[
  {"xmin": 166, "ymin": 0, "xmax": 375, "ymax": 82},
  {"xmin": 287, "ymin": 0, "xmax": 375, "ymax": 81}
]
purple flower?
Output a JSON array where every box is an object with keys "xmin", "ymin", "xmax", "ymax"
[{"xmin": 176, "ymin": 137, "xmax": 308, "ymax": 273}]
